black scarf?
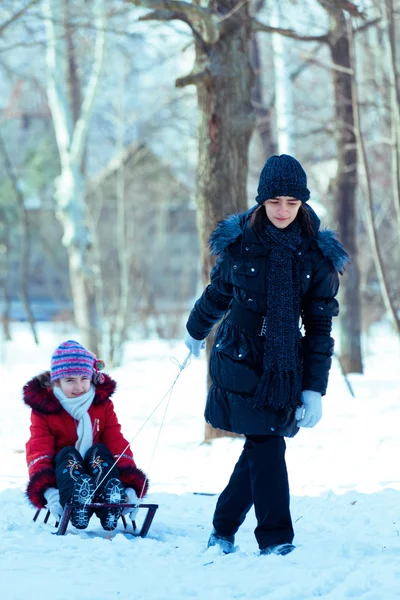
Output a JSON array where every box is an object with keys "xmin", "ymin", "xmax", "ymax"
[{"xmin": 253, "ymin": 221, "xmax": 303, "ymax": 412}]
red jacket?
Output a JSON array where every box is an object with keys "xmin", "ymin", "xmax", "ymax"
[{"xmin": 24, "ymin": 372, "xmax": 149, "ymax": 508}]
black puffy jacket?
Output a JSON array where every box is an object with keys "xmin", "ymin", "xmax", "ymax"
[{"xmin": 186, "ymin": 205, "xmax": 348, "ymax": 438}]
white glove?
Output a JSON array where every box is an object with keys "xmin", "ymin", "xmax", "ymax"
[
  {"xmin": 295, "ymin": 390, "xmax": 322, "ymax": 428},
  {"xmin": 44, "ymin": 487, "xmax": 63, "ymax": 520},
  {"xmin": 122, "ymin": 488, "xmax": 140, "ymax": 521},
  {"xmin": 184, "ymin": 331, "xmax": 206, "ymax": 358}
]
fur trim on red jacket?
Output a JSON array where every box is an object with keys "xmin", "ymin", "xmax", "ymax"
[
  {"xmin": 119, "ymin": 465, "xmax": 149, "ymax": 498},
  {"xmin": 26, "ymin": 468, "xmax": 57, "ymax": 509},
  {"xmin": 23, "ymin": 371, "xmax": 117, "ymax": 414}
]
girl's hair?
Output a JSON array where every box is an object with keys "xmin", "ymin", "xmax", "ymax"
[{"xmin": 250, "ymin": 203, "xmax": 315, "ymax": 237}]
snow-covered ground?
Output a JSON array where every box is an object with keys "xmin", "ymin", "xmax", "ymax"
[{"xmin": 1, "ymin": 323, "xmax": 400, "ymax": 600}]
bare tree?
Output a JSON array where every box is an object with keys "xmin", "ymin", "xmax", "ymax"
[
  {"xmin": 349, "ymin": 12, "xmax": 400, "ymax": 336},
  {"xmin": 384, "ymin": 0, "xmax": 400, "ymax": 231},
  {"xmin": 43, "ymin": 0, "xmax": 106, "ymax": 353},
  {"xmin": 0, "ymin": 128, "xmax": 39, "ymax": 344},
  {"xmin": 320, "ymin": 2, "xmax": 362, "ymax": 374},
  {"xmin": 126, "ymin": 0, "xmax": 257, "ymax": 440},
  {"xmin": 249, "ymin": 0, "xmax": 277, "ymax": 158},
  {"xmin": 128, "ymin": 0, "xmax": 254, "ymax": 285},
  {"xmin": 0, "ymin": 0, "xmax": 41, "ymax": 37},
  {"xmin": 256, "ymin": 0, "xmax": 370, "ymax": 374},
  {"xmin": 0, "ymin": 206, "xmax": 12, "ymax": 341}
]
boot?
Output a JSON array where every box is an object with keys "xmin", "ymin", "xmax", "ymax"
[
  {"xmin": 99, "ymin": 478, "xmax": 125, "ymax": 531},
  {"xmin": 207, "ymin": 528, "xmax": 235, "ymax": 554},
  {"xmin": 70, "ymin": 474, "xmax": 95, "ymax": 530},
  {"xmin": 260, "ymin": 543, "xmax": 295, "ymax": 556}
]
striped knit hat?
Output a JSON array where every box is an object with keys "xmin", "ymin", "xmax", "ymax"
[{"xmin": 50, "ymin": 340, "xmax": 103, "ymax": 382}]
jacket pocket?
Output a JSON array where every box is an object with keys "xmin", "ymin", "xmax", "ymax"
[
  {"xmin": 232, "ymin": 259, "xmax": 260, "ymax": 276},
  {"xmin": 214, "ymin": 335, "xmax": 249, "ymax": 361},
  {"xmin": 210, "ymin": 321, "xmax": 262, "ymax": 395}
]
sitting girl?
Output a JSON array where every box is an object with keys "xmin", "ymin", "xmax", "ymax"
[{"xmin": 24, "ymin": 339, "xmax": 148, "ymax": 531}]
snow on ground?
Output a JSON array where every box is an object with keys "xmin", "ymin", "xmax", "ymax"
[{"xmin": 0, "ymin": 323, "xmax": 400, "ymax": 600}]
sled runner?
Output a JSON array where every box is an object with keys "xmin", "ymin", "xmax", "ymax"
[{"xmin": 33, "ymin": 502, "xmax": 158, "ymax": 537}]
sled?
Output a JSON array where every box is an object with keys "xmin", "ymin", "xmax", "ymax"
[{"xmin": 33, "ymin": 502, "xmax": 158, "ymax": 537}]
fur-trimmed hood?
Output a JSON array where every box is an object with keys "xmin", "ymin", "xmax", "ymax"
[
  {"xmin": 208, "ymin": 204, "xmax": 349, "ymax": 274},
  {"xmin": 23, "ymin": 372, "xmax": 117, "ymax": 415},
  {"xmin": 315, "ymin": 229, "xmax": 349, "ymax": 274},
  {"xmin": 208, "ymin": 207, "xmax": 256, "ymax": 256}
]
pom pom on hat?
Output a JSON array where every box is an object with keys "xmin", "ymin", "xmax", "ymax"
[{"xmin": 93, "ymin": 359, "xmax": 106, "ymax": 384}]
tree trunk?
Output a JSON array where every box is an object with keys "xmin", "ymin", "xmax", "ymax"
[
  {"xmin": 67, "ymin": 248, "xmax": 99, "ymax": 350},
  {"xmin": 192, "ymin": 8, "xmax": 255, "ymax": 288},
  {"xmin": 180, "ymin": 3, "xmax": 255, "ymax": 441},
  {"xmin": 56, "ymin": 166, "xmax": 99, "ymax": 352},
  {"xmin": 16, "ymin": 199, "xmax": 39, "ymax": 345},
  {"xmin": 328, "ymin": 12, "xmax": 362, "ymax": 374},
  {"xmin": 44, "ymin": 0, "xmax": 106, "ymax": 355},
  {"xmin": 0, "ymin": 208, "xmax": 12, "ymax": 341},
  {"xmin": 385, "ymin": 0, "xmax": 400, "ymax": 232},
  {"xmin": 113, "ymin": 65, "xmax": 130, "ymax": 366},
  {"xmin": 271, "ymin": 0, "xmax": 295, "ymax": 154},
  {"xmin": 0, "ymin": 130, "xmax": 38, "ymax": 344},
  {"xmin": 350, "ymin": 28, "xmax": 400, "ymax": 338},
  {"xmin": 249, "ymin": 0, "xmax": 277, "ymax": 158}
]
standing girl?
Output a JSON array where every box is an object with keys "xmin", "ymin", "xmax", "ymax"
[
  {"xmin": 24, "ymin": 340, "xmax": 148, "ymax": 531},
  {"xmin": 185, "ymin": 154, "xmax": 348, "ymax": 555}
]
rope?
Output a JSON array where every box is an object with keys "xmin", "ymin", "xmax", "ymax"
[{"xmin": 87, "ymin": 349, "xmax": 193, "ymax": 503}]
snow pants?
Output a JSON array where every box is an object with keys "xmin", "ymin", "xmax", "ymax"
[
  {"xmin": 212, "ymin": 435, "xmax": 294, "ymax": 550},
  {"xmin": 55, "ymin": 443, "xmax": 121, "ymax": 507}
]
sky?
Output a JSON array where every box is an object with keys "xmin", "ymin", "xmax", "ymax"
[{"xmin": 0, "ymin": 322, "xmax": 400, "ymax": 600}]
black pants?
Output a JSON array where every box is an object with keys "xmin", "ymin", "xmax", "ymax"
[
  {"xmin": 55, "ymin": 443, "xmax": 121, "ymax": 507},
  {"xmin": 212, "ymin": 435, "xmax": 294, "ymax": 550}
]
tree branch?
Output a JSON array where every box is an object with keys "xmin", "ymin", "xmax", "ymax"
[
  {"xmin": 138, "ymin": 8, "xmax": 205, "ymax": 42},
  {"xmin": 253, "ymin": 13, "xmax": 377, "ymax": 54},
  {"xmin": 316, "ymin": 0, "xmax": 366, "ymax": 18},
  {"xmin": 0, "ymin": 40, "xmax": 47, "ymax": 54},
  {"xmin": 353, "ymin": 17, "xmax": 381, "ymax": 35},
  {"xmin": 176, "ymin": 69, "xmax": 209, "ymax": 87},
  {"xmin": 218, "ymin": 0, "xmax": 249, "ymax": 23},
  {"xmin": 125, "ymin": 0, "xmax": 218, "ymax": 43},
  {"xmin": 299, "ymin": 51, "xmax": 354, "ymax": 74},
  {"xmin": 293, "ymin": 125, "xmax": 335, "ymax": 138},
  {"xmin": 44, "ymin": 0, "xmax": 106, "ymax": 181},
  {"xmin": 253, "ymin": 20, "xmax": 329, "ymax": 43},
  {"xmin": 44, "ymin": 0, "xmax": 74, "ymax": 165},
  {"xmin": 139, "ymin": 9, "xmax": 180, "ymax": 21},
  {"xmin": 0, "ymin": 0, "xmax": 41, "ymax": 36},
  {"xmin": 70, "ymin": 0, "xmax": 106, "ymax": 164}
]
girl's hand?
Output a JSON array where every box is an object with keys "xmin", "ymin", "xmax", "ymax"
[
  {"xmin": 44, "ymin": 487, "xmax": 63, "ymax": 520},
  {"xmin": 184, "ymin": 332, "xmax": 206, "ymax": 358},
  {"xmin": 296, "ymin": 390, "xmax": 322, "ymax": 428},
  {"xmin": 122, "ymin": 488, "xmax": 140, "ymax": 521}
]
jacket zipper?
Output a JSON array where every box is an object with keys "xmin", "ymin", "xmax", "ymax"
[{"xmin": 92, "ymin": 418, "xmax": 100, "ymax": 437}]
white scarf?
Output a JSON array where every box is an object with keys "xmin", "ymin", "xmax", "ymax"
[{"xmin": 53, "ymin": 385, "xmax": 96, "ymax": 458}]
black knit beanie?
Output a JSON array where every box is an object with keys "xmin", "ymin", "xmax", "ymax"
[{"xmin": 255, "ymin": 154, "xmax": 310, "ymax": 204}]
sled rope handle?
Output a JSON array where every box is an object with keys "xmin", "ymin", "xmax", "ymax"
[{"xmin": 88, "ymin": 349, "xmax": 193, "ymax": 502}]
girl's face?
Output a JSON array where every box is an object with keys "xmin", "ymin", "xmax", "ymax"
[
  {"xmin": 263, "ymin": 196, "xmax": 302, "ymax": 229},
  {"xmin": 56, "ymin": 376, "xmax": 91, "ymax": 398}
]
